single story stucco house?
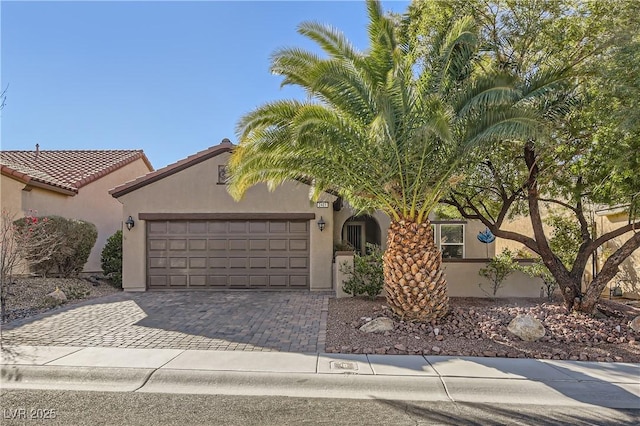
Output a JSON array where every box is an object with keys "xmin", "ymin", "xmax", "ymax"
[
  {"xmin": 111, "ymin": 139, "xmax": 543, "ymax": 298},
  {"xmin": 1, "ymin": 147, "xmax": 153, "ymax": 273}
]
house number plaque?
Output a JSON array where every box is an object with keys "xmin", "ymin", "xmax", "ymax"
[{"xmin": 316, "ymin": 201, "xmax": 329, "ymax": 208}]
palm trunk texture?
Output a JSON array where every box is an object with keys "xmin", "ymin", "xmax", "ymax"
[{"xmin": 382, "ymin": 219, "xmax": 449, "ymax": 322}]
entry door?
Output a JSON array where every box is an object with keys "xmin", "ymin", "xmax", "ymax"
[{"xmin": 343, "ymin": 222, "xmax": 366, "ymax": 255}]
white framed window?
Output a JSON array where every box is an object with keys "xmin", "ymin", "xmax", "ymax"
[{"xmin": 431, "ymin": 223, "xmax": 465, "ymax": 259}]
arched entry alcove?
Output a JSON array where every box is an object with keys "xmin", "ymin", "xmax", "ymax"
[{"xmin": 341, "ymin": 215, "xmax": 381, "ymax": 255}]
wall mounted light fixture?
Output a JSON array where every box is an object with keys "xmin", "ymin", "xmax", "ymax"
[
  {"xmin": 317, "ymin": 216, "xmax": 326, "ymax": 232},
  {"xmin": 125, "ymin": 216, "xmax": 135, "ymax": 231}
]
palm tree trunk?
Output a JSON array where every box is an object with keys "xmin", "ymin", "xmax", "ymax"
[{"xmin": 382, "ymin": 218, "xmax": 449, "ymax": 321}]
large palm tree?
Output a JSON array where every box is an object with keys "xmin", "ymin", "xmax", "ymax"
[{"xmin": 228, "ymin": 0, "xmax": 557, "ymax": 321}]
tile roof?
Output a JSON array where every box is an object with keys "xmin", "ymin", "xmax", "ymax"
[
  {"xmin": 1, "ymin": 149, "xmax": 153, "ymax": 195},
  {"xmin": 110, "ymin": 139, "xmax": 233, "ymax": 198}
]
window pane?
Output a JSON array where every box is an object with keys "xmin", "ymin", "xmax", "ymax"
[
  {"xmin": 442, "ymin": 245, "xmax": 463, "ymax": 259},
  {"xmin": 440, "ymin": 224, "xmax": 463, "ymax": 244}
]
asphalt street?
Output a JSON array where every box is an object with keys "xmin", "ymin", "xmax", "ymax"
[{"xmin": 2, "ymin": 389, "xmax": 639, "ymax": 426}]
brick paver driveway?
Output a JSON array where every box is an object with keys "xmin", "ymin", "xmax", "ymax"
[{"xmin": 1, "ymin": 291, "xmax": 329, "ymax": 353}]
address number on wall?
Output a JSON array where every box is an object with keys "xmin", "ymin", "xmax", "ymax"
[{"xmin": 316, "ymin": 201, "xmax": 330, "ymax": 208}]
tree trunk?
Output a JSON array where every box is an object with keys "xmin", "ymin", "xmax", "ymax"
[{"xmin": 382, "ymin": 218, "xmax": 448, "ymax": 322}]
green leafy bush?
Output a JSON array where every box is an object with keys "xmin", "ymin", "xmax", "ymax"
[
  {"xmin": 33, "ymin": 216, "xmax": 98, "ymax": 277},
  {"xmin": 478, "ymin": 249, "xmax": 519, "ymax": 297},
  {"xmin": 101, "ymin": 230, "xmax": 122, "ymax": 288},
  {"xmin": 341, "ymin": 243, "xmax": 384, "ymax": 299}
]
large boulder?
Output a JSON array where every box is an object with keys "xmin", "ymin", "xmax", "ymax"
[
  {"xmin": 359, "ymin": 317, "xmax": 394, "ymax": 333},
  {"xmin": 507, "ymin": 314, "xmax": 546, "ymax": 342},
  {"xmin": 44, "ymin": 287, "xmax": 67, "ymax": 306},
  {"xmin": 630, "ymin": 316, "xmax": 640, "ymax": 332}
]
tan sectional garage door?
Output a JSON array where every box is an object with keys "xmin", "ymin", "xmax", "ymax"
[{"xmin": 147, "ymin": 219, "xmax": 310, "ymax": 290}]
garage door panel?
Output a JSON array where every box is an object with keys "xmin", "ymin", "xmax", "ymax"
[
  {"xmin": 269, "ymin": 222, "xmax": 287, "ymax": 233},
  {"xmin": 149, "ymin": 239, "xmax": 167, "ymax": 251},
  {"xmin": 269, "ymin": 240, "xmax": 287, "ymax": 251},
  {"xmin": 189, "ymin": 222, "xmax": 207, "ymax": 233},
  {"xmin": 147, "ymin": 219, "xmax": 309, "ymax": 290},
  {"xmin": 208, "ymin": 222, "xmax": 227, "ymax": 233},
  {"xmin": 190, "ymin": 275, "xmax": 207, "ymax": 286},
  {"xmin": 250, "ymin": 257, "xmax": 268, "ymax": 269},
  {"xmin": 290, "ymin": 276, "xmax": 308, "ymax": 288},
  {"xmin": 229, "ymin": 222, "xmax": 247, "ymax": 233},
  {"xmin": 289, "ymin": 239, "xmax": 307, "ymax": 251},
  {"xmin": 169, "ymin": 239, "xmax": 187, "ymax": 251},
  {"xmin": 169, "ymin": 275, "xmax": 187, "ymax": 287},
  {"xmin": 229, "ymin": 276, "xmax": 249, "ymax": 287},
  {"xmin": 250, "ymin": 239, "xmax": 268, "ymax": 251},
  {"xmin": 229, "ymin": 258, "xmax": 247, "ymax": 268},
  {"xmin": 149, "ymin": 275, "xmax": 167, "ymax": 288},
  {"xmin": 189, "ymin": 257, "xmax": 207, "ymax": 268},
  {"xmin": 289, "ymin": 222, "xmax": 308, "ymax": 233},
  {"xmin": 209, "ymin": 257, "xmax": 227, "ymax": 268},
  {"xmin": 169, "ymin": 257, "xmax": 187, "ymax": 268},
  {"xmin": 290, "ymin": 257, "xmax": 308, "ymax": 269},
  {"xmin": 249, "ymin": 221, "xmax": 268, "ymax": 233},
  {"xmin": 208, "ymin": 239, "xmax": 226, "ymax": 251},
  {"xmin": 149, "ymin": 257, "xmax": 167, "ymax": 268},
  {"xmin": 209, "ymin": 275, "xmax": 227, "ymax": 287},
  {"xmin": 168, "ymin": 221, "xmax": 188, "ymax": 233},
  {"xmin": 189, "ymin": 239, "xmax": 207, "ymax": 250},
  {"xmin": 148, "ymin": 222, "xmax": 168, "ymax": 234},
  {"xmin": 250, "ymin": 276, "xmax": 268, "ymax": 287},
  {"xmin": 269, "ymin": 257, "xmax": 287, "ymax": 269},
  {"xmin": 269, "ymin": 275, "xmax": 288, "ymax": 287},
  {"xmin": 229, "ymin": 239, "xmax": 248, "ymax": 251}
]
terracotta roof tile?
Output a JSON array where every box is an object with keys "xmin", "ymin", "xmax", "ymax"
[{"xmin": 1, "ymin": 149, "xmax": 153, "ymax": 194}]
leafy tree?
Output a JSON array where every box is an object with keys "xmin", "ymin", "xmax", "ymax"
[
  {"xmin": 228, "ymin": 0, "xmax": 569, "ymax": 321},
  {"xmin": 478, "ymin": 248, "xmax": 519, "ymax": 297},
  {"xmin": 408, "ymin": 0, "xmax": 640, "ymax": 313}
]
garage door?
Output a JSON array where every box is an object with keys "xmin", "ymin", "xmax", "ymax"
[{"xmin": 146, "ymin": 219, "xmax": 310, "ymax": 290}]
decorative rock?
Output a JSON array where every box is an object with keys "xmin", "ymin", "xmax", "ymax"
[
  {"xmin": 630, "ymin": 316, "xmax": 640, "ymax": 332},
  {"xmin": 433, "ymin": 327, "xmax": 440, "ymax": 336},
  {"xmin": 394, "ymin": 344, "xmax": 406, "ymax": 352},
  {"xmin": 507, "ymin": 314, "xmax": 546, "ymax": 341},
  {"xmin": 374, "ymin": 348, "xmax": 386, "ymax": 355},
  {"xmin": 44, "ymin": 287, "xmax": 67, "ymax": 306},
  {"xmin": 431, "ymin": 346, "xmax": 441, "ymax": 354},
  {"xmin": 359, "ymin": 317, "xmax": 394, "ymax": 333},
  {"xmin": 435, "ymin": 335, "xmax": 444, "ymax": 341}
]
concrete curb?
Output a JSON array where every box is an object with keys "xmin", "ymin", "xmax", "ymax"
[
  {"xmin": 1, "ymin": 365, "xmax": 154, "ymax": 392},
  {"xmin": 138, "ymin": 369, "xmax": 451, "ymax": 401}
]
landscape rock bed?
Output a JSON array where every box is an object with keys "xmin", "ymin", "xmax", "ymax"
[
  {"xmin": 2, "ymin": 277, "xmax": 121, "ymax": 323},
  {"xmin": 326, "ymin": 296, "xmax": 640, "ymax": 362}
]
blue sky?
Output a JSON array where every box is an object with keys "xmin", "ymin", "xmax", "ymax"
[{"xmin": 1, "ymin": 0, "xmax": 409, "ymax": 169}]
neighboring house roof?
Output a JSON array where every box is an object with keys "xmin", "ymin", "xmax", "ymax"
[
  {"xmin": 110, "ymin": 139, "xmax": 233, "ymax": 198},
  {"xmin": 1, "ymin": 148, "xmax": 153, "ymax": 196}
]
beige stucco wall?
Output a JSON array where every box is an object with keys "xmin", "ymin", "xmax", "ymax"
[
  {"xmin": 597, "ymin": 212, "xmax": 640, "ymax": 299},
  {"xmin": 444, "ymin": 260, "xmax": 542, "ymax": 298},
  {"xmin": 117, "ymin": 152, "xmax": 336, "ymax": 292},
  {"xmin": 12, "ymin": 158, "xmax": 151, "ymax": 273},
  {"xmin": 1, "ymin": 174, "xmax": 25, "ymax": 217}
]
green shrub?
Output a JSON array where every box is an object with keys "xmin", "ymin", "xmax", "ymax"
[
  {"xmin": 64, "ymin": 282, "xmax": 91, "ymax": 300},
  {"xmin": 33, "ymin": 216, "xmax": 98, "ymax": 277},
  {"xmin": 341, "ymin": 243, "xmax": 384, "ymax": 299},
  {"xmin": 101, "ymin": 230, "xmax": 122, "ymax": 288},
  {"xmin": 478, "ymin": 249, "xmax": 519, "ymax": 297}
]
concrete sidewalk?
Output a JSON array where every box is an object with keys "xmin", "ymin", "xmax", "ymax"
[{"xmin": 2, "ymin": 346, "xmax": 639, "ymax": 409}]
